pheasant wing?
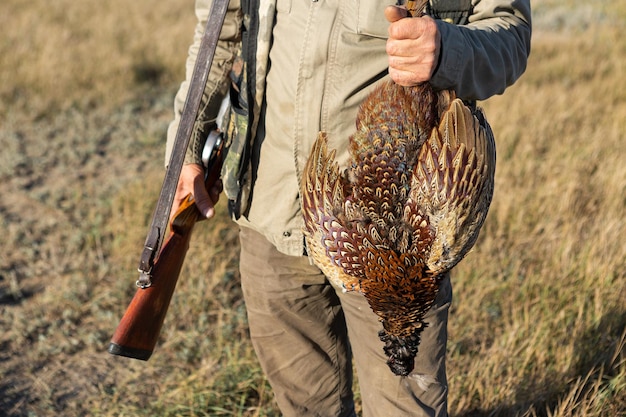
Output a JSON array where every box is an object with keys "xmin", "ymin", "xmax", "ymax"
[
  {"xmin": 410, "ymin": 98, "xmax": 496, "ymax": 276},
  {"xmin": 301, "ymin": 133, "xmax": 364, "ymax": 291}
]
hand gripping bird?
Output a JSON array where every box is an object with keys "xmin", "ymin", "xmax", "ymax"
[{"xmin": 300, "ymin": 0, "xmax": 496, "ymax": 377}]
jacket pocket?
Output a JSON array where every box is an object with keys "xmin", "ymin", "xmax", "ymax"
[
  {"xmin": 276, "ymin": 0, "xmax": 291, "ymax": 13},
  {"xmin": 357, "ymin": 1, "xmax": 474, "ymax": 35},
  {"xmin": 356, "ymin": 0, "xmax": 397, "ymax": 38}
]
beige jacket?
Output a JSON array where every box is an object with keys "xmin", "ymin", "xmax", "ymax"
[{"xmin": 166, "ymin": 0, "xmax": 531, "ymax": 256}]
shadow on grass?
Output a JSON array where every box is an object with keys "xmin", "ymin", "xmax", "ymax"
[
  {"xmin": 0, "ymin": 271, "xmax": 40, "ymax": 306},
  {"xmin": 455, "ymin": 308, "xmax": 626, "ymax": 417},
  {"xmin": 0, "ymin": 340, "xmax": 31, "ymax": 417},
  {"xmin": 0, "ymin": 383, "xmax": 30, "ymax": 417}
]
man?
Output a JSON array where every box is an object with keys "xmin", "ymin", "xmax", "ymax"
[{"xmin": 166, "ymin": 0, "xmax": 531, "ymax": 415}]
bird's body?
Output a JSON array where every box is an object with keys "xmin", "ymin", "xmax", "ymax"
[{"xmin": 301, "ymin": 81, "xmax": 495, "ymax": 376}]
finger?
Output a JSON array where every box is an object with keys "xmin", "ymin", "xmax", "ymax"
[
  {"xmin": 388, "ymin": 65, "xmax": 432, "ymax": 87},
  {"xmin": 388, "ymin": 66, "xmax": 417, "ymax": 87},
  {"xmin": 169, "ymin": 200, "xmax": 181, "ymax": 222},
  {"xmin": 193, "ymin": 174, "xmax": 215, "ymax": 219},
  {"xmin": 208, "ymin": 179, "xmax": 223, "ymax": 204},
  {"xmin": 388, "ymin": 15, "xmax": 430, "ymax": 41},
  {"xmin": 384, "ymin": 5, "xmax": 408, "ymax": 23},
  {"xmin": 170, "ymin": 171, "xmax": 197, "ymax": 221}
]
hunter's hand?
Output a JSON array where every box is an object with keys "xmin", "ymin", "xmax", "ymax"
[
  {"xmin": 171, "ymin": 163, "xmax": 222, "ymax": 221},
  {"xmin": 385, "ymin": 5, "xmax": 441, "ymax": 86}
]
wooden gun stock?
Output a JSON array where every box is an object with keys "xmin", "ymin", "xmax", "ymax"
[
  {"xmin": 108, "ymin": 134, "xmax": 224, "ymax": 360},
  {"xmin": 107, "ymin": 197, "xmax": 197, "ymax": 360}
]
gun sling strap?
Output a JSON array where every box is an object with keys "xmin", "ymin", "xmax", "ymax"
[{"xmin": 137, "ymin": 0, "xmax": 230, "ymax": 288}]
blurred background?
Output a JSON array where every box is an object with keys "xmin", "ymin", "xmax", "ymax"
[{"xmin": 0, "ymin": 0, "xmax": 624, "ymax": 415}]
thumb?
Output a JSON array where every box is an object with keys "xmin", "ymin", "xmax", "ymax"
[
  {"xmin": 385, "ymin": 5, "xmax": 408, "ymax": 23},
  {"xmin": 192, "ymin": 172, "xmax": 215, "ymax": 219}
]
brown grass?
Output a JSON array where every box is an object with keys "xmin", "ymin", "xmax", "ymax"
[
  {"xmin": 0, "ymin": 0, "xmax": 194, "ymax": 120},
  {"xmin": 0, "ymin": 0, "xmax": 624, "ymax": 416}
]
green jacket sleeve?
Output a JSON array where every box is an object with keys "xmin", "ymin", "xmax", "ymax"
[
  {"xmin": 164, "ymin": 0, "xmax": 242, "ymax": 167},
  {"xmin": 430, "ymin": 0, "xmax": 532, "ymax": 101}
]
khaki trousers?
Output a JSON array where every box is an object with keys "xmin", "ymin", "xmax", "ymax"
[{"xmin": 239, "ymin": 227, "xmax": 451, "ymax": 417}]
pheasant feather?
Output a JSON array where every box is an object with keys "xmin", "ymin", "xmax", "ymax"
[{"xmin": 301, "ymin": 80, "xmax": 495, "ymax": 376}]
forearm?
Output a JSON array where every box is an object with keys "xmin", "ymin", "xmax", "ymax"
[
  {"xmin": 165, "ymin": 0, "xmax": 242, "ymax": 167},
  {"xmin": 429, "ymin": 0, "xmax": 531, "ymax": 100}
]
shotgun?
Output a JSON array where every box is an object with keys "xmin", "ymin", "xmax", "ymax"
[
  {"xmin": 108, "ymin": 132, "xmax": 224, "ymax": 360},
  {"xmin": 108, "ymin": 0, "xmax": 230, "ymax": 360}
]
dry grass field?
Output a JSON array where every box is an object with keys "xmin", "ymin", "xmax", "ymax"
[{"xmin": 0, "ymin": 0, "xmax": 624, "ymax": 416}]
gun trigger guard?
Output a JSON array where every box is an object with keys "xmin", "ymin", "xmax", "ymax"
[{"xmin": 202, "ymin": 130, "xmax": 223, "ymax": 172}]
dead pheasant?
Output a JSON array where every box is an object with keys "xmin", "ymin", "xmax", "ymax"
[{"xmin": 300, "ymin": 0, "xmax": 496, "ymax": 376}]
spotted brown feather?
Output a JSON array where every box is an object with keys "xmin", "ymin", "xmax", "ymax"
[{"xmin": 300, "ymin": 1, "xmax": 495, "ymax": 377}]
